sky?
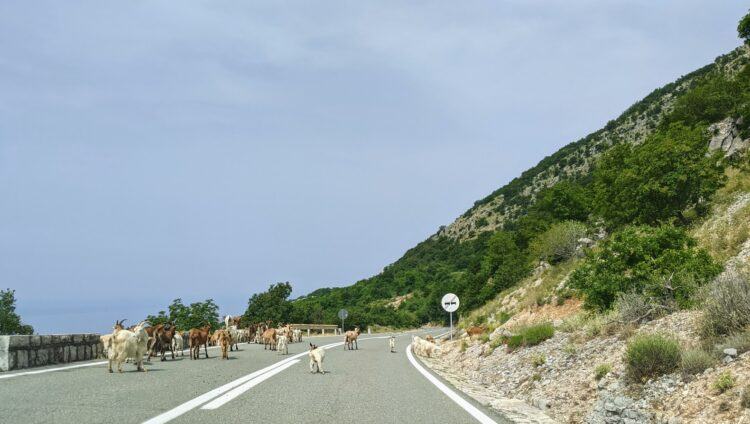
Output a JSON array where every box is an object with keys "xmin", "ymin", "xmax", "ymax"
[{"xmin": 0, "ymin": 1, "xmax": 747, "ymax": 334}]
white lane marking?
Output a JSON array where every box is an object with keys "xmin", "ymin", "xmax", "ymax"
[
  {"xmin": 200, "ymin": 360, "xmax": 301, "ymax": 409},
  {"xmin": 0, "ymin": 360, "xmax": 108, "ymax": 380},
  {"xmin": 406, "ymin": 342, "xmax": 497, "ymax": 424},
  {"xmin": 142, "ymin": 351, "xmax": 309, "ymax": 424},
  {"xmin": 0, "ymin": 344, "xmax": 226, "ymax": 380},
  {"xmin": 142, "ymin": 335, "xmax": 392, "ymax": 423}
]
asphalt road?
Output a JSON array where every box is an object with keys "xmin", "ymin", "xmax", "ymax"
[{"xmin": 0, "ymin": 330, "xmax": 509, "ymax": 424}]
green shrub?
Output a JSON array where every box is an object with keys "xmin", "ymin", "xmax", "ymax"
[
  {"xmin": 479, "ymin": 333, "xmax": 490, "ymax": 344},
  {"xmin": 713, "ymin": 371, "xmax": 735, "ymax": 393},
  {"xmin": 570, "ymin": 225, "xmax": 721, "ymax": 311},
  {"xmin": 506, "ymin": 334, "xmax": 525, "ymax": 350},
  {"xmin": 594, "ymin": 363, "xmax": 612, "ymax": 380},
  {"xmin": 701, "ymin": 272, "xmax": 750, "ymax": 339},
  {"xmin": 460, "ymin": 339, "xmax": 468, "ymax": 352},
  {"xmin": 522, "ymin": 322, "xmax": 555, "ymax": 346},
  {"xmin": 505, "ymin": 322, "xmax": 555, "ymax": 350},
  {"xmin": 529, "ymin": 221, "xmax": 588, "ymax": 264},
  {"xmin": 680, "ymin": 349, "xmax": 715, "ymax": 376},
  {"xmin": 625, "ymin": 334, "xmax": 681, "ymax": 382}
]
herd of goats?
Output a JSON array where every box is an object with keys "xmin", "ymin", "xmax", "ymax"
[{"xmin": 100, "ymin": 315, "xmax": 364, "ymax": 374}]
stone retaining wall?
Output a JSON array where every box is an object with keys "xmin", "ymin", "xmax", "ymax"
[{"xmin": 0, "ymin": 334, "xmax": 103, "ymax": 372}]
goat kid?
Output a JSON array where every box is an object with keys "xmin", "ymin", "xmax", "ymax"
[{"xmin": 308, "ymin": 343, "xmax": 325, "ymax": 374}]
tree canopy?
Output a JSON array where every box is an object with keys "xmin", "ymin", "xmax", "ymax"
[{"xmin": 0, "ymin": 289, "xmax": 33, "ymax": 335}]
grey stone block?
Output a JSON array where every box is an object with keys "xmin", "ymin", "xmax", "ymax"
[
  {"xmin": 7, "ymin": 351, "xmax": 17, "ymax": 370},
  {"xmin": 69, "ymin": 346, "xmax": 77, "ymax": 362},
  {"xmin": 16, "ymin": 350, "xmax": 27, "ymax": 369},
  {"xmin": 36, "ymin": 349, "xmax": 48, "ymax": 366},
  {"xmin": 8, "ymin": 336, "xmax": 30, "ymax": 349},
  {"xmin": 73, "ymin": 335, "xmax": 83, "ymax": 344},
  {"xmin": 77, "ymin": 345, "xmax": 85, "ymax": 360},
  {"xmin": 59, "ymin": 335, "xmax": 72, "ymax": 344},
  {"xmin": 29, "ymin": 336, "xmax": 41, "ymax": 348},
  {"xmin": 0, "ymin": 336, "xmax": 9, "ymax": 353}
]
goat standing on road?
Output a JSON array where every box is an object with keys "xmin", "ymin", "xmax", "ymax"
[
  {"xmin": 216, "ymin": 329, "xmax": 231, "ymax": 360},
  {"xmin": 189, "ymin": 325, "xmax": 211, "ymax": 359},
  {"xmin": 309, "ymin": 343, "xmax": 325, "ymax": 374},
  {"xmin": 276, "ymin": 334, "xmax": 288, "ymax": 355},
  {"xmin": 344, "ymin": 326, "xmax": 360, "ymax": 350},
  {"xmin": 389, "ymin": 335, "xmax": 396, "ymax": 353},
  {"xmin": 108, "ymin": 320, "xmax": 149, "ymax": 373}
]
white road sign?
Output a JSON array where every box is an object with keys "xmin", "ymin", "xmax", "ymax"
[{"xmin": 441, "ymin": 293, "xmax": 459, "ymax": 313}]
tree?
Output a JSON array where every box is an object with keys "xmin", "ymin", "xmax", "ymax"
[
  {"xmin": 152, "ymin": 298, "xmax": 220, "ymax": 331},
  {"xmin": 0, "ymin": 289, "xmax": 33, "ymax": 335},
  {"xmin": 529, "ymin": 220, "xmax": 588, "ymax": 264},
  {"xmin": 739, "ymin": 10, "xmax": 750, "ymax": 43},
  {"xmin": 463, "ymin": 231, "xmax": 530, "ymax": 308},
  {"xmin": 592, "ymin": 123, "xmax": 725, "ymax": 228},
  {"xmin": 244, "ymin": 282, "xmax": 294, "ymax": 325},
  {"xmin": 533, "ymin": 181, "xmax": 591, "ymax": 222},
  {"xmin": 569, "ymin": 225, "xmax": 721, "ymax": 311}
]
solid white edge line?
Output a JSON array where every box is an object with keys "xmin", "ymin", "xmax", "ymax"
[
  {"xmin": 0, "ymin": 360, "xmax": 108, "ymax": 380},
  {"xmin": 406, "ymin": 342, "xmax": 497, "ymax": 424},
  {"xmin": 200, "ymin": 360, "xmax": 301, "ymax": 409}
]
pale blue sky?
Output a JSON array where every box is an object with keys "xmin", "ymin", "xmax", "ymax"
[{"xmin": 1, "ymin": 1, "xmax": 746, "ymax": 333}]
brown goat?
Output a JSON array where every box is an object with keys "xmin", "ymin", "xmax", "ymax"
[
  {"xmin": 189, "ymin": 325, "xmax": 211, "ymax": 359},
  {"xmin": 148, "ymin": 323, "xmax": 176, "ymax": 361},
  {"xmin": 465, "ymin": 326, "xmax": 486, "ymax": 338},
  {"xmin": 344, "ymin": 326, "xmax": 360, "ymax": 350},
  {"xmin": 216, "ymin": 329, "xmax": 231, "ymax": 359},
  {"xmin": 262, "ymin": 328, "xmax": 277, "ymax": 351}
]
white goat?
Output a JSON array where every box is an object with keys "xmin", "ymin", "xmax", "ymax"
[
  {"xmin": 411, "ymin": 335, "xmax": 438, "ymax": 358},
  {"xmin": 226, "ymin": 325, "xmax": 240, "ymax": 351},
  {"xmin": 389, "ymin": 335, "xmax": 396, "ymax": 353},
  {"xmin": 276, "ymin": 334, "xmax": 288, "ymax": 355},
  {"xmin": 172, "ymin": 332, "xmax": 184, "ymax": 356},
  {"xmin": 292, "ymin": 328, "xmax": 302, "ymax": 343},
  {"xmin": 108, "ymin": 321, "xmax": 149, "ymax": 373},
  {"xmin": 308, "ymin": 343, "xmax": 324, "ymax": 373}
]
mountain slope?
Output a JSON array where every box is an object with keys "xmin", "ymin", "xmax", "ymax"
[{"xmin": 289, "ymin": 45, "xmax": 750, "ymax": 329}]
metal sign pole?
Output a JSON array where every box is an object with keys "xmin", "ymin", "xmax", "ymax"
[{"xmin": 449, "ymin": 311, "xmax": 453, "ymax": 341}]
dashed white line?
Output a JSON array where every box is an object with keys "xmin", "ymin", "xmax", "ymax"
[{"xmin": 406, "ymin": 341, "xmax": 497, "ymax": 424}]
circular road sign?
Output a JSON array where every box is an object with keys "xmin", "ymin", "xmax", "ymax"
[
  {"xmin": 441, "ymin": 293, "xmax": 460, "ymax": 313},
  {"xmin": 338, "ymin": 309, "xmax": 349, "ymax": 320}
]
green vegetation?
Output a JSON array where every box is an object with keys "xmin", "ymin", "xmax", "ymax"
[
  {"xmin": 529, "ymin": 221, "xmax": 587, "ymax": 264},
  {"xmin": 713, "ymin": 371, "xmax": 735, "ymax": 393},
  {"xmin": 146, "ymin": 298, "xmax": 220, "ymax": 331},
  {"xmin": 244, "ymin": 282, "xmax": 294, "ymax": 325},
  {"xmin": 592, "ymin": 123, "xmax": 725, "ymax": 228},
  {"xmin": 570, "ymin": 225, "xmax": 721, "ymax": 311},
  {"xmin": 0, "ymin": 289, "xmax": 33, "ymax": 335},
  {"xmin": 680, "ymin": 349, "xmax": 715, "ymax": 376},
  {"xmin": 505, "ymin": 322, "xmax": 555, "ymax": 350},
  {"xmin": 594, "ymin": 363, "xmax": 612, "ymax": 380},
  {"xmin": 624, "ymin": 334, "xmax": 681, "ymax": 382},
  {"xmin": 739, "ymin": 10, "xmax": 750, "ymax": 43}
]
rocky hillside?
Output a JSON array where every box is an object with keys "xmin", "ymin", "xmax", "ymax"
[{"xmin": 438, "ymin": 46, "xmax": 750, "ymax": 242}]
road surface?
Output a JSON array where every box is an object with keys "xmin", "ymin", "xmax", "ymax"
[{"xmin": 0, "ymin": 329, "xmax": 508, "ymax": 423}]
